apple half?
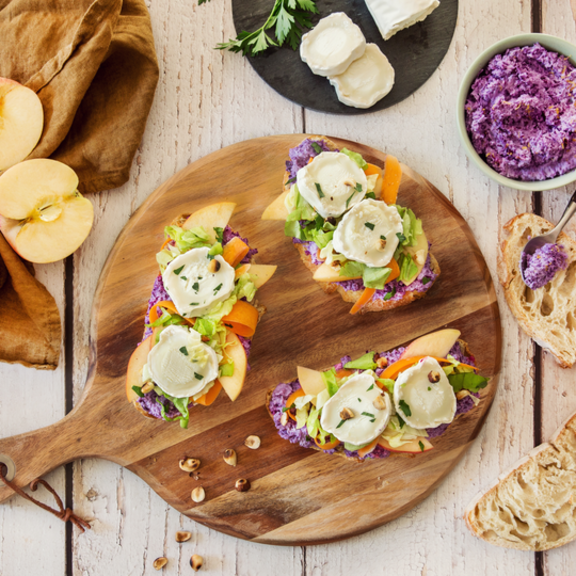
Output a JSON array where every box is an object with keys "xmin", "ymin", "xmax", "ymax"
[
  {"xmin": 0, "ymin": 78, "xmax": 44, "ymax": 172},
  {"xmin": 261, "ymin": 191, "xmax": 289, "ymax": 221},
  {"xmin": 400, "ymin": 329, "xmax": 461, "ymax": 360},
  {"xmin": 297, "ymin": 366, "xmax": 326, "ymax": 396},
  {"xmin": 0, "ymin": 159, "xmax": 94, "ymax": 263},
  {"xmin": 183, "ymin": 201, "xmax": 236, "ymax": 242},
  {"xmin": 219, "ymin": 330, "xmax": 248, "ymax": 401}
]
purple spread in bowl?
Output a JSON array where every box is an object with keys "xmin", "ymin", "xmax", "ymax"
[
  {"xmin": 521, "ymin": 242, "xmax": 568, "ymax": 289},
  {"xmin": 465, "ymin": 43, "xmax": 576, "ymax": 181},
  {"xmin": 268, "ymin": 341, "xmax": 478, "ymax": 460}
]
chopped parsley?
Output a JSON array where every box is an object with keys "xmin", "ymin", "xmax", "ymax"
[
  {"xmin": 345, "ymin": 191, "xmax": 356, "ymax": 208},
  {"xmin": 357, "ymin": 398, "xmax": 362, "ymax": 402},
  {"xmin": 396, "ymin": 232, "xmax": 407, "ymax": 243},
  {"xmin": 365, "ymin": 191, "xmax": 376, "ymax": 199},
  {"xmin": 174, "ymin": 265, "xmax": 184, "ymax": 275},
  {"xmin": 315, "ymin": 182, "xmax": 325, "ymax": 198},
  {"xmin": 355, "ymin": 182, "xmax": 363, "ymax": 192},
  {"xmin": 287, "ymin": 176, "xmax": 296, "ymax": 184},
  {"xmin": 194, "ymin": 372, "xmax": 203, "ymax": 380},
  {"xmin": 422, "ymin": 276, "xmax": 431, "ymax": 285},
  {"xmin": 336, "ymin": 419, "xmax": 346, "ymax": 429},
  {"xmin": 361, "ymin": 412, "xmax": 375, "ymax": 419},
  {"xmin": 311, "ymin": 142, "xmax": 322, "ymax": 154},
  {"xmin": 213, "ymin": 283, "xmax": 223, "ymax": 294},
  {"xmin": 180, "ymin": 276, "xmax": 187, "ymax": 281},
  {"xmin": 213, "ymin": 227, "xmax": 224, "ymax": 243},
  {"xmin": 383, "ymin": 287, "xmax": 396, "ymax": 301},
  {"xmin": 365, "ymin": 222, "xmax": 375, "ymax": 231},
  {"xmin": 367, "ymin": 384, "xmax": 374, "ymax": 391},
  {"xmin": 428, "ymin": 386, "xmax": 431, "ymax": 391},
  {"xmin": 179, "ymin": 346, "xmax": 188, "ymax": 356},
  {"xmin": 418, "ymin": 441, "xmax": 425, "ymax": 452},
  {"xmin": 189, "ymin": 302, "xmax": 199, "ymax": 306},
  {"xmin": 397, "ymin": 415, "xmax": 405, "ymax": 429},
  {"xmin": 192, "ymin": 282, "xmax": 199, "ymax": 292},
  {"xmin": 131, "ymin": 385, "xmax": 145, "ymax": 398},
  {"xmin": 380, "ymin": 235, "xmax": 386, "ymax": 241},
  {"xmin": 399, "ymin": 400, "xmax": 412, "ymax": 417}
]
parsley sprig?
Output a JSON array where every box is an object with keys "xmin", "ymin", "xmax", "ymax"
[{"xmin": 213, "ymin": 0, "xmax": 319, "ymax": 57}]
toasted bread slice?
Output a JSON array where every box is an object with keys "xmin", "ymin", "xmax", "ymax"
[
  {"xmin": 465, "ymin": 411, "xmax": 576, "ymax": 551},
  {"xmin": 500, "ymin": 213, "xmax": 576, "ymax": 368},
  {"xmin": 285, "ymin": 136, "xmax": 439, "ymax": 313}
]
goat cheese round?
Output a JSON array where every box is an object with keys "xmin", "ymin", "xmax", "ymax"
[
  {"xmin": 147, "ymin": 325, "xmax": 219, "ymax": 398},
  {"xmin": 296, "ymin": 151, "xmax": 368, "ymax": 218},
  {"xmin": 320, "ymin": 372, "xmax": 392, "ymax": 445},
  {"xmin": 329, "ymin": 44, "xmax": 395, "ymax": 109},
  {"xmin": 162, "ymin": 247, "xmax": 235, "ymax": 318},
  {"xmin": 333, "ymin": 198, "xmax": 402, "ymax": 267},
  {"xmin": 393, "ymin": 357, "xmax": 456, "ymax": 429},
  {"xmin": 300, "ymin": 12, "xmax": 367, "ymax": 77}
]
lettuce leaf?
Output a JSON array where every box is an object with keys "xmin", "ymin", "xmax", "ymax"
[
  {"xmin": 344, "ymin": 352, "xmax": 377, "ymax": 370},
  {"xmin": 363, "ymin": 265, "xmax": 392, "ymax": 289},
  {"xmin": 448, "ymin": 372, "xmax": 489, "ymax": 393},
  {"xmin": 339, "ymin": 260, "xmax": 364, "ymax": 278},
  {"xmin": 341, "ymin": 147, "xmax": 368, "ymax": 170},
  {"xmin": 321, "ymin": 368, "xmax": 339, "ymax": 396},
  {"xmin": 164, "ymin": 225, "xmax": 211, "ymax": 252}
]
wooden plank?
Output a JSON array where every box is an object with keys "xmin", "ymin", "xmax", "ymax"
[
  {"xmin": 70, "ymin": 0, "xmax": 304, "ymax": 573},
  {"xmin": 303, "ymin": 0, "xmax": 536, "ymax": 572},
  {"xmin": 541, "ymin": 1, "xmax": 576, "ymax": 572},
  {"xmin": 0, "ymin": 262, "xmax": 66, "ymax": 574}
]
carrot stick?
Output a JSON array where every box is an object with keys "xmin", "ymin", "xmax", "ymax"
[
  {"xmin": 350, "ymin": 287, "xmax": 376, "ymax": 315},
  {"xmin": 195, "ymin": 380, "xmax": 222, "ymax": 406},
  {"xmin": 382, "ymin": 355, "xmax": 478, "ymax": 380},
  {"xmin": 221, "ymin": 300, "xmax": 259, "ymax": 337},
  {"xmin": 382, "ymin": 155, "xmax": 402, "ymax": 205},
  {"xmin": 160, "ymin": 238, "xmax": 172, "ymax": 251},
  {"xmin": 234, "ymin": 263, "xmax": 251, "ymax": 279},
  {"xmin": 335, "ymin": 368, "xmax": 355, "ymax": 379},
  {"xmin": 314, "ymin": 436, "xmax": 341, "ymax": 450},
  {"xmin": 363, "ymin": 163, "xmax": 382, "ymax": 177},
  {"xmin": 148, "ymin": 300, "xmax": 195, "ymax": 327},
  {"xmin": 386, "ymin": 258, "xmax": 400, "ymax": 283},
  {"xmin": 222, "ymin": 237, "xmax": 250, "ymax": 268},
  {"xmin": 357, "ymin": 438, "xmax": 379, "ymax": 458},
  {"xmin": 285, "ymin": 388, "xmax": 306, "ymax": 421}
]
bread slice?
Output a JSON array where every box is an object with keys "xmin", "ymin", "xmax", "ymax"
[
  {"xmin": 500, "ymin": 213, "xmax": 576, "ymax": 368},
  {"xmin": 465, "ymin": 411, "xmax": 576, "ymax": 551},
  {"xmin": 267, "ymin": 339, "xmax": 478, "ymax": 462},
  {"xmin": 286, "ymin": 136, "xmax": 440, "ymax": 313}
]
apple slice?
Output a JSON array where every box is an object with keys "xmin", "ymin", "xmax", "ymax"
[
  {"xmin": 247, "ymin": 264, "xmax": 277, "ymax": 288},
  {"xmin": 402, "ymin": 230, "xmax": 429, "ymax": 286},
  {"xmin": 400, "ymin": 329, "xmax": 461, "ymax": 360},
  {"xmin": 183, "ymin": 202, "xmax": 236, "ymax": 242},
  {"xmin": 0, "ymin": 78, "xmax": 44, "ymax": 172},
  {"xmin": 126, "ymin": 335, "xmax": 154, "ymax": 403},
  {"xmin": 0, "ymin": 159, "xmax": 94, "ymax": 263},
  {"xmin": 313, "ymin": 262, "xmax": 361, "ymax": 283},
  {"xmin": 219, "ymin": 330, "xmax": 247, "ymax": 401},
  {"xmin": 297, "ymin": 366, "xmax": 326, "ymax": 396},
  {"xmin": 261, "ymin": 191, "xmax": 289, "ymax": 220},
  {"xmin": 378, "ymin": 437, "xmax": 433, "ymax": 453}
]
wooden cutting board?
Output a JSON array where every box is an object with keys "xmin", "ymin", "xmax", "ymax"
[{"xmin": 0, "ymin": 135, "xmax": 500, "ymax": 545}]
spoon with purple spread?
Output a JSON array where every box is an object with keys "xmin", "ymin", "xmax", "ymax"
[{"xmin": 520, "ymin": 191, "xmax": 576, "ymax": 289}]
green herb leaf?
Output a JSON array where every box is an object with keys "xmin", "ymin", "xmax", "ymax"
[
  {"xmin": 194, "ymin": 372, "xmax": 203, "ymax": 380},
  {"xmin": 180, "ymin": 276, "xmax": 187, "ymax": 281},
  {"xmin": 355, "ymin": 182, "xmax": 363, "ymax": 192},
  {"xmin": 380, "ymin": 235, "xmax": 386, "ymax": 241},
  {"xmin": 213, "ymin": 283, "xmax": 223, "ymax": 294},
  {"xmin": 345, "ymin": 191, "xmax": 356, "ymax": 209},
  {"xmin": 422, "ymin": 276, "xmax": 431, "ymax": 285},
  {"xmin": 174, "ymin": 265, "xmax": 184, "ymax": 275},
  {"xmin": 365, "ymin": 192, "xmax": 376, "ymax": 199},
  {"xmin": 399, "ymin": 399, "xmax": 412, "ymax": 417},
  {"xmin": 192, "ymin": 282, "xmax": 199, "ymax": 292},
  {"xmin": 419, "ymin": 441, "xmax": 425, "ymax": 452},
  {"xmin": 344, "ymin": 352, "xmax": 377, "ymax": 371},
  {"xmin": 396, "ymin": 232, "xmax": 407, "ymax": 244},
  {"xmin": 322, "ymin": 368, "xmax": 339, "ymax": 397},
  {"xmin": 448, "ymin": 372, "xmax": 489, "ymax": 393},
  {"xmin": 361, "ymin": 412, "xmax": 375, "ymax": 419},
  {"xmin": 336, "ymin": 419, "xmax": 345, "ymax": 429},
  {"xmin": 214, "ymin": 226, "xmax": 224, "ymax": 243},
  {"xmin": 315, "ymin": 182, "xmax": 325, "ymax": 198},
  {"xmin": 311, "ymin": 141, "xmax": 322, "ymax": 154},
  {"xmin": 132, "ymin": 385, "xmax": 145, "ymax": 398},
  {"xmin": 383, "ymin": 287, "xmax": 396, "ymax": 301},
  {"xmin": 179, "ymin": 346, "xmax": 188, "ymax": 356},
  {"xmin": 367, "ymin": 384, "xmax": 374, "ymax": 391},
  {"xmin": 397, "ymin": 415, "xmax": 405, "ymax": 429},
  {"xmin": 365, "ymin": 222, "xmax": 375, "ymax": 231},
  {"xmin": 190, "ymin": 302, "xmax": 199, "ymax": 306}
]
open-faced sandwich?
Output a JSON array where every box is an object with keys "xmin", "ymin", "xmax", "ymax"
[
  {"xmin": 126, "ymin": 202, "xmax": 276, "ymax": 428},
  {"xmin": 267, "ymin": 329, "xmax": 489, "ymax": 461},
  {"xmin": 262, "ymin": 136, "xmax": 440, "ymax": 314}
]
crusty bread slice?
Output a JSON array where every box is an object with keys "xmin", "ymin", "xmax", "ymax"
[
  {"xmin": 267, "ymin": 339, "xmax": 477, "ymax": 462},
  {"xmin": 465, "ymin": 411, "xmax": 576, "ymax": 551},
  {"xmin": 500, "ymin": 213, "xmax": 576, "ymax": 368},
  {"xmin": 285, "ymin": 136, "xmax": 439, "ymax": 313}
]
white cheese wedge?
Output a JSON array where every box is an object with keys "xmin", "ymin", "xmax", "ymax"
[
  {"xmin": 297, "ymin": 151, "xmax": 368, "ymax": 219},
  {"xmin": 365, "ymin": 0, "xmax": 440, "ymax": 41},
  {"xmin": 147, "ymin": 325, "xmax": 219, "ymax": 399},
  {"xmin": 320, "ymin": 372, "xmax": 392, "ymax": 445},
  {"xmin": 162, "ymin": 247, "xmax": 235, "ymax": 318},
  {"xmin": 329, "ymin": 44, "xmax": 395, "ymax": 109},
  {"xmin": 300, "ymin": 12, "xmax": 367, "ymax": 77},
  {"xmin": 333, "ymin": 198, "xmax": 402, "ymax": 267},
  {"xmin": 393, "ymin": 357, "xmax": 456, "ymax": 429}
]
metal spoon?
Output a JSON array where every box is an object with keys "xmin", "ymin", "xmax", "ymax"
[{"xmin": 520, "ymin": 189, "xmax": 576, "ymax": 283}]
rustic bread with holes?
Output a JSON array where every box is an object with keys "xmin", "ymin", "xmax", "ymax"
[
  {"xmin": 500, "ymin": 213, "xmax": 576, "ymax": 367},
  {"xmin": 465, "ymin": 410, "xmax": 576, "ymax": 551}
]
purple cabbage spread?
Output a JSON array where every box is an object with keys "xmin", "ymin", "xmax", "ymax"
[
  {"xmin": 285, "ymin": 138, "xmax": 339, "ymax": 180},
  {"xmin": 137, "ymin": 389, "xmax": 191, "ymax": 419},
  {"xmin": 521, "ymin": 242, "xmax": 568, "ymax": 289},
  {"xmin": 292, "ymin": 239, "xmax": 325, "ymax": 266},
  {"xmin": 268, "ymin": 342, "xmax": 478, "ymax": 460},
  {"xmin": 465, "ymin": 43, "xmax": 576, "ymax": 181},
  {"xmin": 143, "ymin": 274, "xmax": 172, "ymax": 339}
]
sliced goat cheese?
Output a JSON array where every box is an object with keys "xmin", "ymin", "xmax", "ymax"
[
  {"xmin": 320, "ymin": 372, "xmax": 392, "ymax": 445},
  {"xmin": 297, "ymin": 151, "xmax": 368, "ymax": 218},
  {"xmin": 147, "ymin": 325, "xmax": 219, "ymax": 399},
  {"xmin": 393, "ymin": 357, "xmax": 456, "ymax": 429},
  {"xmin": 300, "ymin": 12, "xmax": 367, "ymax": 77},
  {"xmin": 333, "ymin": 198, "xmax": 402, "ymax": 267},
  {"xmin": 162, "ymin": 247, "xmax": 235, "ymax": 318},
  {"xmin": 329, "ymin": 44, "xmax": 395, "ymax": 109},
  {"xmin": 365, "ymin": 0, "xmax": 440, "ymax": 41}
]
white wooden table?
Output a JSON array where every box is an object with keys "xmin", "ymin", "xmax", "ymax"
[{"xmin": 2, "ymin": 0, "xmax": 576, "ymax": 573}]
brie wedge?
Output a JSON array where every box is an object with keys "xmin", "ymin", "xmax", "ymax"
[
  {"xmin": 393, "ymin": 357, "xmax": 456, "ymax": 429},
  {"xmin": 297, "ymin": 151, "xmax": 368, "ymax": 219},
  {"xmin": 320, "ymin": 372, "xmax": 392, "ymax": 445},
  {"xmin": 365, "ymin": 0, "xmax": 440, "ymax": 41},
  {"xmin": 329, "ymin": 44, "xmax": 395, "ymax": 109},
  {"xmin": 300, "ymin": 12, "xmax": 366, "ymax": 77},
  {"xmin": 147, "ymin": 325, "xmax": 219, "ymax": 399},
  {"xmin": 333, "ymin": 198, "xmax": 402, "ymax": 267},
  {"xmin": 162, "ymin": 247, "xmax": 235, "ymax": 318}
]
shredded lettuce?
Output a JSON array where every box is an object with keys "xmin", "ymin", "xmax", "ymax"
[
  {"xmin": 316, "ymin": 388, "xmax": 330, "ymax": 410},
  {"xmin": 344, "ymin": 352, "xmax": 377, "ymax": 371},
  {"xmin": 381, "ymin": 415, "xmax": 427, "ymax": 447},
  {"xmin": 321, "ymin": 368, "xmax": 339, "ymax": 397},
  {"xmin": 397, "ymin": 253, "xmax": 419, "ymax": 284},
  {"xmin": 220, "ymin": 361, "xmax": 234, "ymax": 377},
  {"xmin": 341, "ymin": 147, "xmax": 368, "ymax": 170},
  {"xmin": 378, "ymin": 378, "xmax": 395, "ymax": 394},
  {"xmin": 306, "ymin": 406, "xmax": 321, "ymax": 438},
  {"xmin": 154, "ymin": 388, "xmax": 191, "ymax": 429},
  {"xmin": 164, "ymin": 225, "xmax": 211, "ymax": 252},
  {"xmin": 344, "ymin": 441, "xmax": 370, "ymax": 451},
  {"xmin": 366, "ymin": 173, "xmax": 379, "ymax": 193},
  {"xmin": 363, "ymin": 265, "xmax": 392, "ymax": 289},
  {"xmin": 394, "ymin": 207, "xmax": 423, "ymax": 248},
  {"xmin": 234, "ymin": 273, "xmax": 256, "ymax": 302},
  {"xmin": 448, "ymin": 372, "xmax": 488, "ymax": 393},
  {"xmin": 295, "ymin": 405, "xmax": 309, "ymax": 430}
]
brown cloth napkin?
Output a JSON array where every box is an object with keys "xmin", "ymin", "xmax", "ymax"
[{"xmin": 0, "ymin": 235, "xmax": 61, "ymax": 369}]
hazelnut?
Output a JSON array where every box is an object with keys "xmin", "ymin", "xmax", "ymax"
[
  {"xmin": 280, "ymin": 411, "xmax": 289, "ymax": 426},
  {"xmin": 244, "ymin": 435, "xmax": 261, "ymax": 449},
  {"xmin": 190, "ymin": 554, "xmax": 203, "ymax": 572},
  {"xmin": 175, "ymin": 530, "xmax": 192, "ymax": 543},
  {"xmin": 377, "ymin": 238, "xmax": 387, "ymax": 250},
  {"xmin": 373, "ymin": 395, "xmax": 387, "ymax": 411},
  {"xmin": 207, "ymin": 258, "xmax": 220, "ymax": 273},
  {"xmin": 179, "ymin": 457, "xmax": 201, "ymax": 473},
  {"xmin": 340, "ymin": 407, "xmax": 354, "ymax": 420},
  {"xmin": 223, "ymin": 448, "xmax": 237, "ymax": 467},
  {"xmin": 141, "ymin": 382, "xmax": 154, "ymax": 395},
  {"xmin": 235, "ymin": 478, "xmax": 251, "ymax": 492},
  {"xmin": 428, "ymin": 371, "xmax": 441, "ymax": 383},
  {"xmin": 153, "ymin": 557, "xmax": 168, "ymax": 570},
  {"xmin": 343, "ymin": 179, "xmax": 356, "ymax": 188},
  {"xmin": 191, "ymin": 486, "xmax": 205, "ymax": 503},
  {"xmin": 456, "ymin": 390, "xmax": 469, "ymax": 401},
  {"xmin": 376, "ymin": 356, "xmax": 388, "ymax": 369}
]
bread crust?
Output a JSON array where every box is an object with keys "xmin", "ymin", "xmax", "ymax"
[
  {"xmin": 500, "ymin": 213, "xmax": 576, "ymax": 368},
  {"xmin": 285, "ymin": 136, "xmax": 439, "ymax": 313}
]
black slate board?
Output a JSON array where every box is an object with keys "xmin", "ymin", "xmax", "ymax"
[{"xmin": 231, "ymin": 0, "xmax": 458, "ymax": 115}]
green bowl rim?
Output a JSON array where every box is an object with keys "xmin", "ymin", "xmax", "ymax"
[{"xmin": 456, "ymin": 32, "xmax": 576, "ymax": 192}]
